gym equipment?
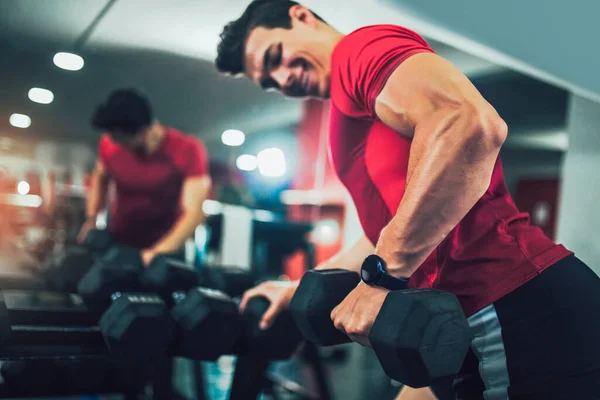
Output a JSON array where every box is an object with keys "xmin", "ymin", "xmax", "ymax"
[
  {"xmin": 100, "ymin": 292, "xmax": 176, "ymax": 362},
  {"xmin": 0, "ymin": 359, "xmax": 56, "ymax": 395},
  {"xmin": 236, "ymin": 295, "xmax": 304, "ymax": 360},
  {"xmin": 201, "ymin": 266, "xmax": 257, "ymax": 298},
  {"xmin": 140, "ymin": 255, "xmax": 257, "ymax": 303},
  {"xmin": 81, "ymin": 228, "xmax": 114, "ymax": 254},
  {"xmin": 288, "ymin": 269, "xmax": 472, "ymax": 388},
  {"xmin": 0, "ymin": 289, "xmax": 107, "ymax": 359},
  {"xmin": 77, "ymin": 247, "xmax": 144, "ymax": 310},
  {"xmin": 100, "ymin": 286, "xmax": 303, "ymax": 364},
  {"xmin": 0, "ymin": 288, "xmax": 168, "ymax": 397},
  {"xmin": 0, "ymin": 359, "xmax": 137, "ymax": 398},
  {"xmin": 139, "ymin": 255, "xmax": 199, "ymax": 305},
  {"xmin": 42, "ymin": 228, "xmax": 114, "ymax": 292}
]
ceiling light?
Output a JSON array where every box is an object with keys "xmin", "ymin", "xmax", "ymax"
[
  {"xmin": 257, "ymin": 147, "xmax": 286, "ymax": 177},
  {"xmin": 17, "ymin": 181, "xmax": 30, "ymax": 196},
  {"xmin": 28, "ymin": 88, "xmax": 54, "ymax": 104},
  {"xmin": 53, "ymin": 52, "xmax": 84, "ymax": 71},
  {"xmin": 9, "ymin": 114, "xmax": 31, "ymax": 129},
  {"xmin": 221, "ymin": 129, "xmax": 245, "ymax": 146},
  {"xmin": 236, "ymin": 154, "xmax": 258, "ymax": 171}
]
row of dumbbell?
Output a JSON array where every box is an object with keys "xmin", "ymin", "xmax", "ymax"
[
  {"xmin": 99, "ymin": 267, "xmax": 473, "ymax": 389},
  {"xmin": 45, "ymin": 231, "xmax": 473, "ymax": 389},
  {"xmin": 101, "ymin": 287, "xmax": 303, "ymax": 365}
]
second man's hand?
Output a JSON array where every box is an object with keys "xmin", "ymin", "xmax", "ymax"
[
  {"xmin": 141, "ymin": 248, "xmax": 158, "ymax": 267},
  {"xmin": 239, "ymin": 280, "xmax": 299, "ymax": 330}
]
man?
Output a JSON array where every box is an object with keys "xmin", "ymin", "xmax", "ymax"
[
  {"xmin": 216, "ymin": 1, "xmax": 600, "ymax": 399},
  {"xmin": 78, "ymin": 89, "xmax": 211, "ymax": 265}
]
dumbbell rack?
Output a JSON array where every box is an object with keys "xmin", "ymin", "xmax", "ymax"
[
  {"xmin": 0, "ymin": 289, "xmax": 143, "ymax": 398},
  {"xmin": 0, "ymin": 289, "xmax": 107, "ymax": 360}
]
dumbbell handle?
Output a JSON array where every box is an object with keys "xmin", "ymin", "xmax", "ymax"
[{"xmin": 289, "ymin": 268, "xmax": 409, "ymax": 347}]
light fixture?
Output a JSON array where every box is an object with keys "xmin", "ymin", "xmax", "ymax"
[
  {"xmin": 257, "ymin": 147, "xmax": 286, "ymax": 177},
  {"xmin": 28, "ymin": 88, "xmax": 54, "ymax": 104},
  {"xmin": 9, "ymin": 113, "xmax": 31, "ymax": 129},
  {"xmin": 1, "ymin": 194, "xmax": 42, "ymax": 208},
  {"xmin": 53, "ymin": 52, "xmax": 84, "ymax": 71},
  {"xmin": 202, "ymin": 199, "xmax": 223, "ymax": 215},
  {"xmin": 313, "ymin": 219, "xmax": 340, "ymax": 245},
  {"xmin": 17, "ymin": 181, "xmax": 30, "ymax": 196},
  {"xmin": 236, "ymin": 154, "xmax": 258, "ymax": 171},
  {"xmin": 221, "ymin": 129, "xmax": 245, "ymax": 146}
]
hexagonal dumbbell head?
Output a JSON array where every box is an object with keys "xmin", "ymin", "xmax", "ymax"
[
  {"xmin": 77, "ymin": 248, "xmax": 143, "ymax": 311},
  {"xmin": 239, "ymin": 296, "xmax": 304, "ymax": 360},
  {"xmin": 139, "ymin": 256, "xmax": 199, "ymax": 305},
  {"xmin": 288, "ymin": 269, "xmax": 360, "ymax": 346},
  {"xmin": 171, "ymin": 287, "xmax": 241, "ymax": 361},
  {"xmin": 369, "ymin": 289, "xmax": 472, "ymax": 388},
  {"xmin": 100, "ymin": 293, "xmax": 176, "ymax": 362},
  {"xmin": 82, "ymin": 229, "xmax": 114, "ymax": 255}
]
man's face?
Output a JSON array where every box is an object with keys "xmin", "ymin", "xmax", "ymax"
[
  {"xmin": 109, "ymin": 129, "xmax": 147, "ymax": 153},
  {"xmin": 244, "ymin": 15, "xmax": 332, "ymax": 99}
]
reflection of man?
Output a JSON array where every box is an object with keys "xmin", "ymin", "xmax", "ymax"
[
  {"xmin": 78, "ymin": 89, "xmax": 211, "ymax": 265},
  {"xmin": 216, "ymin": 1, "xmax": 600, "ymax": 398}
]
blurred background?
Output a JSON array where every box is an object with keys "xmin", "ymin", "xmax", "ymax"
[{"xmin": 0, "ymin": 0, "xmax": 598, "ymax": 398}]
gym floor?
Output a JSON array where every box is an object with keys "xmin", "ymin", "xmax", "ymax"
[{"xmin": 0, "ymin": 348, "xmax": 399, "ymax": 400}]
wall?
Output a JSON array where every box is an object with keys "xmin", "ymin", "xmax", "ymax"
[
  {"xmin": 500, "ymin": 148, "xmax": 563, "ymax": 197},
  {"xmin": 379, "ymin": 0, "xmax": 600, "ymax": 102},
  {"xmin": 557, "ymin": 95, "xmax": 600, "ymax": 273}
]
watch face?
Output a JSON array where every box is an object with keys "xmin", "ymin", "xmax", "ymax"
[{"xmin": 361, "ymin": 255, "xmax": 384, "ymax": 284}]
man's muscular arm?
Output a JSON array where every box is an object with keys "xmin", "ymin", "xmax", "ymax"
[
  {"xmin": 395, "ymin": 387, "xmax": 437, "ymax": 400},
  {"xmin": 374, "ymin": 53, "xmax": 507, "ymax": 277},
  {"xmin": 147, "ymin": 175, "xmax": 211, "ymax": 258},
  {"xmin": 315, "ymin": 234, "xmax": 374, "ymax": 272},
  {"xmin": 86, "ymin": 160, "xmax": 110, "ymax": 220},
  {"xmin": 77, "ymin": 160, "xmax": 110, "ymax": 243}
]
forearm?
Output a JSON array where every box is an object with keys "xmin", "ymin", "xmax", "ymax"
[
  {"xmin": 395, "ymin": 387, "xmax": 437, "ymax": 400},
  {"xmin": 86, "ymin": 174, "xmax": 108, "ymax": 220},
  {"xmin": 387, "ymin": 109, "xmax": 507, "ymax": 277},
  {"xmin": 151, "ymin": 210, "xmax": 205, "ymax": 254},
  {"xmin": 315, "ymin": 234, "xmax": 374, "ymax": 273}
]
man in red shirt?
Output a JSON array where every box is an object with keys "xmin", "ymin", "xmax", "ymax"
[
  {"xmin": 216, "ymin": 1, "xmax": 600, "ymax": 398},
  {"xmin": 78, "ymin": 89, "xmax": 211, "ymax": 265}
]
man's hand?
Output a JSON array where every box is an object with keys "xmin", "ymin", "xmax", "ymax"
[
  {"xmin": 76, "ymin": 219, "xmax": 97, "ymax": 244},
  {"xmin": 141, "ymin": 248, "xmax": 157, "ymax": 267},
  {"xmin": 330, "ymin": 281, "xmax": 389, "ymax": 346},
  {"xmin": 239, "ymin": 280, "xmax": 298, "ymax": 330}
]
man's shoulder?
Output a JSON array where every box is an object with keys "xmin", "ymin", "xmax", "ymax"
[
  {"xmin": 98, "ymin": 133, "xmax": 120, "ymax": 158},
  {"xmin": 333, "ymin": 24, "xmax": 421, "ymax": 61},
  {"xmin": 164, "ymin": 127, "xmax": 206, "ymax": 159},
  {"xmin": 166, "ymin": 126, "xmax": 203, "ymax": 146}
]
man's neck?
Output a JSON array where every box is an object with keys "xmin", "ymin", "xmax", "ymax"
[{"xmin": 145, "ymin": 124, "xmax": 166, "ymax": 154}]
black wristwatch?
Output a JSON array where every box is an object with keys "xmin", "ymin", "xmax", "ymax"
[{"xmin": 360, "ymin": 254, "xmax": 409, "ymax": 291}]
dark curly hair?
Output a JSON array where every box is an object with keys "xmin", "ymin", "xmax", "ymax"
[
  {"xmin": 91, "ymin": 89, "xmax": 153, "ymax": 135},
  {"xmin": 216, "ymin": 0, "xmax": 324, "ymax": 75}
]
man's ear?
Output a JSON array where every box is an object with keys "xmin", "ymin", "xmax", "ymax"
[{"xmin": 289, "ymin": 4, "xmax": 318, "ymax": 27}]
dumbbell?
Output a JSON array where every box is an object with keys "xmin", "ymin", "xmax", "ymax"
[
  {"xmin": 141, "ymin": 256, "xmax": 258, "ymax": 302},
  {"xmin": 42, "ymin": 229, "xmax": 114, "ymax": 292},
  {"xmin": 77, "ymin": 247, "xmax": 145, "ymax": 310},
  {"xmin": 100, "ymin": 286, "xmax": 303, "ymax": 364},
  {"xmin": 288, "ymin": 269, "xmax": 472, "ymax": 388},
  {"xmin": 138, "ymin": 255, "xmax": 200, "ymax": 305},
  {"xmin": 78, "ymin": 248, "xmax": 205, "ymax": 311}
]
